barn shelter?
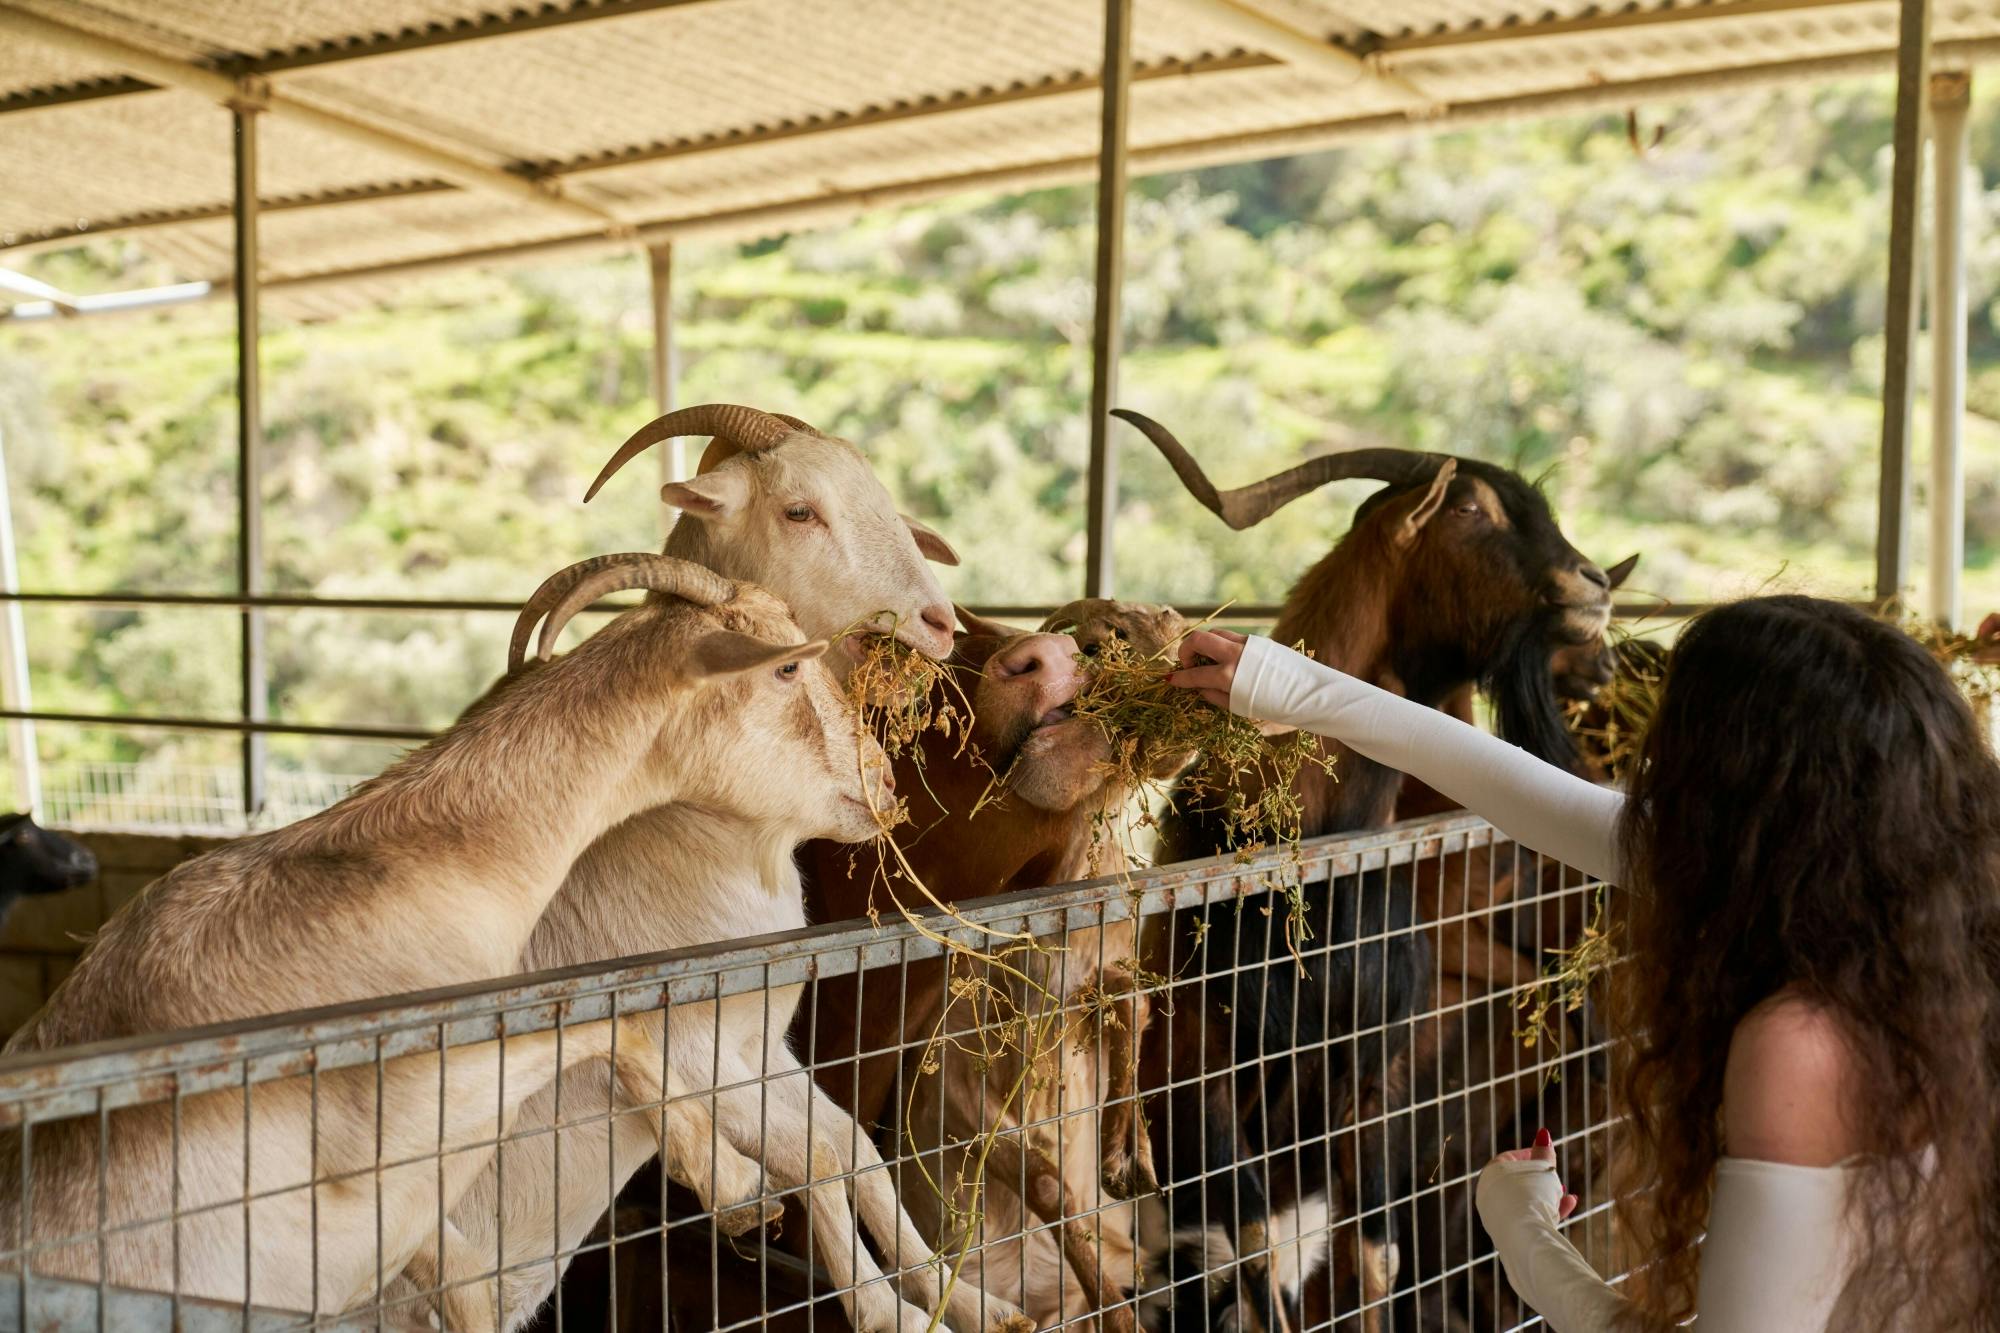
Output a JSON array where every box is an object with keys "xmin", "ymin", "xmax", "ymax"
[{"xmin": 0, "ymin": 0, "xmax": 1988, "ymax": 820}]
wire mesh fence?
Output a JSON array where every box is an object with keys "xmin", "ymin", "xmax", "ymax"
[
  {"xmin": 19, "ymin": 764, "xmax": 369, "ymax": 834},
  {"xmin": 0, "ymin": 815, "xmax": 1619, "ymax": 1332}
]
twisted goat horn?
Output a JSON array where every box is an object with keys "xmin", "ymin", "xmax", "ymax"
[
  {"xmin": 583, "ymin": 404, "xmax": 802, "ymax": 502},
  {"xmin": 513, "ymin": 555, "xmax": 738, "ymax": 666},
  {"xmin": 509, "ymin": 552, "xmax": 664, "ymax": 672},
  {"xmin": 1111, "ymin": 408, "xmax": 1446, "ymax": 531}
]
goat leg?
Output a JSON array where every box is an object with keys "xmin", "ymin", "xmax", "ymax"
[
  {"xmin": 761, "ymin": 1058, "xmax": 1035, "ymax": 1333},
  {"xmin": 1094, "ymin": 964, "xmax": 1155, "ymax": 1198},
  {"xmin": 603, "ymin": 1059, "xmax": 780, "ymax": 1238},
  {"xmin": 966, "ymin": 1122, "xmax": 1136, "ymax": 1333},
  {"xmin": 397, "ymin": 1219, "xmax": 499, "ymax": 1333}
]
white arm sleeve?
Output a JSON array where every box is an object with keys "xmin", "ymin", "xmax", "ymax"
[
  {"xmin": 1475, "ymin": 1157, "xmax": 1659, "ymax": 1333},
  {"xmin": 1693, "ymin": 1159, "xmax": 1852, "ymax": 1333},
  {"xmin": 1475, "ymin": 1155, "xmax": 1853, "ymax": 1333},
  {"xmin": 1229, "ymin": 635, "xmax": 1627, "ymax": 883}
]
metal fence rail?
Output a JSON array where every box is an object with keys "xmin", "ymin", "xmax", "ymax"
[{"xmin": 0, "ymin": 817, "xmax": 1622, "ymax": 1331}]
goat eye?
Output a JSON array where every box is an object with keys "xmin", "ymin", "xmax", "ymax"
[
  {"xmin": 777, "ymin": 662, "xmax": 800, "ymax": 680},
  {"xmin": 784, "ymin": 504, "xmax": 815, "ymax": 523},
  {"xmin": 1454, "ymin": 502, "xmax": 1483, "ymax": 518}
]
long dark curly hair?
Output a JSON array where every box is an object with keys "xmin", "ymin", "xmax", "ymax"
[{"xmin": 1612, "ymin": 595, "xmax": 2000, "ymax": 1328}]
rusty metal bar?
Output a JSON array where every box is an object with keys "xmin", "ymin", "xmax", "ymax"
[
  {"xmin": 648, "ymin": 241, "xmax": 684, "ymax": 534},
  {"xmin": 1084, "ymin": 0, "xmax": 1132, "ymax": 600},
  {"xmin": 234, "ymin": 104, "xmax": 268, "ymax": 822},
  {"xmin": 1877, "ymin": 0, "xmax": 1932, "ymax": 605},
  {"xmin": 0, "ymin": 813, "xmax": 1498, "ymax": 1103}
]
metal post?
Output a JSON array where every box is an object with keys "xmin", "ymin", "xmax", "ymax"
[
  {"xmin": 233, "ymin": 105, "xmax": 267, "ymax": 822},
  {"xmin": 1876, "ymin": 0, "xmax": 1931, "ymax": 607},
  {"xmin": 647, "ymin": 243, "xmax": 684, "ymax": 529},
  {"xmin": 1083, "ymin": 0, "xmax": 1132, "ymax": 599},
  {"xmin": 1929, "ymin": 68, "xmax": 1971, "ymax": 628},
  {"xmin": 0, "ymin": 427, "xmax": 40, "ymax": 815}
]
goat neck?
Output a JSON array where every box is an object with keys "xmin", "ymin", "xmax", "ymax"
[{"xmin": 307, "ymin": 606, "xmax": 709, "ymax": 903}]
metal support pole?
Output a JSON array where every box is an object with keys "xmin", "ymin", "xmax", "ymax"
[
  {"xmin": 0, "ymin": 427, "xmax": 39, "ymax": 815},
  {"xmin": 1084, "ymin": 0, "xmax": 1132, "ymax": 599},
  {"xmin": 234, "ymin": 105, "xmax": 267, "ymax": 822},
  {"xmin": 1929, "ymin": 68, "xmax": 1971, "ymax": 628},
  {"xmin": 647, "ymin": 243, "xmax": 684, "ymax": 531},
  {"xmin": 1876, "ymin": 0, "xmax": 1931, "ymax": 606}
]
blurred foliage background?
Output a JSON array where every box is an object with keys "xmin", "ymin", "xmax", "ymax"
[{"xmin": 3, "ymin": 76, "xmax": 2000, "ymax": 797}]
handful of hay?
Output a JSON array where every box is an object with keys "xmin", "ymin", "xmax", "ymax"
[
  {"xmin": 1068, "ymin": 629, "xmax": 1334, "ymax": 854},
  {"xmin": 845, "ymin": 629, "xmax": 972, "ymax": 767}
]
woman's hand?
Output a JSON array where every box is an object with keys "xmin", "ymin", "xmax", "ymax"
[
  {"xmin": 1489, "ymin": 1127, "xmax": 1579, "ymax": 1221},
  {"xmin": 1976, "ymin": 612, "xmax": 2000, "ymax": 665},
  {"xmin": 1165, "ymin": 629, "xmax": 1248, "ymax": 709}
]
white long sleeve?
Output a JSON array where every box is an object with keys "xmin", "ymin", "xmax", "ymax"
[
  {"xmin": 1475, "ymin": 1154, "xmax": 1855, "ymax": 1332},
  {"xmin": 1229, "ymin": 635, "xmax": 1627, "ymax": 884}
]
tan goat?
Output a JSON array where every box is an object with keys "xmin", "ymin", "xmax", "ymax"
[
  {"xmin": 0, "ymin": 553, "xmax": 866, "ymax": 1325},
  {"xmin": 413, "ymin": 407, "xmax": 1027, "ymax": 1333}
]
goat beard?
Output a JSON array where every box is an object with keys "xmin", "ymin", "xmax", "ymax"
[{"xmin": 1481, "ymin": 622, "xmax": 1585, "ymax": 775}]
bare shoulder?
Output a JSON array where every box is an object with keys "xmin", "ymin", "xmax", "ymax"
[{"xmin": 1722, "ymin": 991, "xmax": 1864, "ymax": 1167}]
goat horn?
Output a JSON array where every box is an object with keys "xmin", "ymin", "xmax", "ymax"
[
  {"xmin": 536, "ymin": 555, "xmax": 738, "ymax": 663},
  {"xmin": 1112, "ymin": 408, "xmax": 1444, "ymax": 531},
  {"xmin": 509, "ymin": 553, "xmax": 662, "ymax": 673},
  {"xmin": 583, "ymin": 405, "xmax": 801, "ymax": 502}
]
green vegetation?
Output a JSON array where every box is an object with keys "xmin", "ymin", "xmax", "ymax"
[{"xmin": 4, "ymin": 77, "xmax": 2000, "ymax": 785}]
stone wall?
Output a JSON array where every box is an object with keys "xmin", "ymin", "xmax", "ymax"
[{"xmin": 0, "ymin": 829, "xmax": 229, "ymax": 1039}]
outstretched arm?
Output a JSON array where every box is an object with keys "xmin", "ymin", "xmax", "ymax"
[{"xmin": 1170, "ymin": 631, "xmax": 1626, "ymax": 884}]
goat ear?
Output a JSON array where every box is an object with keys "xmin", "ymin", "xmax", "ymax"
[
  {"xmin": 902, "ymin": 513, "xmax": 960, "ymax": 566},
  {"xmin": 662, "ymin": 469, "xmax": 750, "ymax": 518},
  {"xmin": 954, "ymin": 605, "xmax": 1025, "ymax": 639},
  {"xmin": 1392, "ymin": 458, "xmax": 1458, "ymax": 549},
  {"xmin": 1604, "ymin": 553, "xmax": 1640, "ymax": 590},
  {"xmin": 688, "ymin": 631, "xmax": 829, "ymax": 680}
]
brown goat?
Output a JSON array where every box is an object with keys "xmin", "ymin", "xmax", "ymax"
[
  {"xmin": 798, "ymin": 598, "xmax": 1191, "ymax": 1333},
  {"xmin": 1114, "ymin": 410, "xmax": 1608, "ymax": 1333}
]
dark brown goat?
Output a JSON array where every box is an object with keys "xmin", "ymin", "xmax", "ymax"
[{"xmin": 1114, "ymin": 410, "xmax": 1609, "ymax": 1333}]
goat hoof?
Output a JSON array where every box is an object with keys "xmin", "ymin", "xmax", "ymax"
[{"xmin": 715, "ymin": 1198, "xmax": 783, "ymax": 1236}]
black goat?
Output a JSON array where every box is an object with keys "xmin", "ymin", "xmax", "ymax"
[
  {"xmin": 1118, "ymin": 410, "xmax": 1608, "ymax": 1333},
  {"xmin": 0, "ymin": 814, "xmax": 94, "ymax": 918}
]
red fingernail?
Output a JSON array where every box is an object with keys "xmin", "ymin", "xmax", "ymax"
[{"xmin": 1534, "ymin": 1128, "xmax": 1552, "ymax": 1149}]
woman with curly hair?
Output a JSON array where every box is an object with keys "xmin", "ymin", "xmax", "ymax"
[{"xmin": 1167, "ymin": 595, "xmax": 2000, "ymax": 1330}]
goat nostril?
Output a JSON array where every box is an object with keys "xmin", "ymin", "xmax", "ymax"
[
  {"xmin": 1579, "ymin": 563, "xmax": 1610, "ymax": 591},
  {"xmin": 880, "ymin": 771, "xmax": 897, "ymax": 795},
  {"xmin": 919, "ymin": 604, "xmax": 952, "ymax": 636}
]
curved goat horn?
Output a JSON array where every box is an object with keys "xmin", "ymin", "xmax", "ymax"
[
  {"xmin": 509, "ymin": 553, "xmax": 666, "ymax": 672},
  {"xmin": 1112, "ymin": 408, "xmax": 1445, "ymax": 531},
  {"xmin": 536, "ymin": 555, "xmax": 738, "ymax": 664},
  {"xmin": 583, "ymin": 404, "xmax": 801, "ymax": 502}
]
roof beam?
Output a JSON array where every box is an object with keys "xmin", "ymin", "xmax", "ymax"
[
  {"xmin": 1377, "ymin": 0, "xmax": 1879, "ymax": 59},
  {"xmin": 0, "ymin": 4, "xmax": 625, "ymax": 231},
  {"xmin": 1, "ymin": 51, "xmax": 1273, "ymax": 252},
  {"xmin": 9, "ymin": 28, "xmax": 1999, "ymax": 317},
  {"xmin": 0, "ymin": 0, "xmax": 726, "ymax": 116},
  {"xmin": 1169, "ymin": 0, "xmax": 1435, "ymax": 106}
]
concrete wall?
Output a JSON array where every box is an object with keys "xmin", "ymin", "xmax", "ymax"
[{"xmin": 0, "ymin": 829, "xmax": 229, "ymax": 1039}]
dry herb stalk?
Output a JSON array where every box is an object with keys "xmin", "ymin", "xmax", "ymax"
[{"xmin": 1067, "ymin": 630, "xmax": 1335, "ymax": 855}]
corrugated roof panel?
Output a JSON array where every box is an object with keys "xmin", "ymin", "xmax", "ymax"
[{"xmin": 2, "ymin": 0, "xmax": 1997, "ymax": 304}]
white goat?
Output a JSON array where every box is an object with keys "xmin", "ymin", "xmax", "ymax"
[
  {"xmin": 416, "ymin": 405, "xmax": 1028, "ymax": 1333},
  {"xmin": 0, "ymin": 553, "xmax": 878, "ymax": 1323}
]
